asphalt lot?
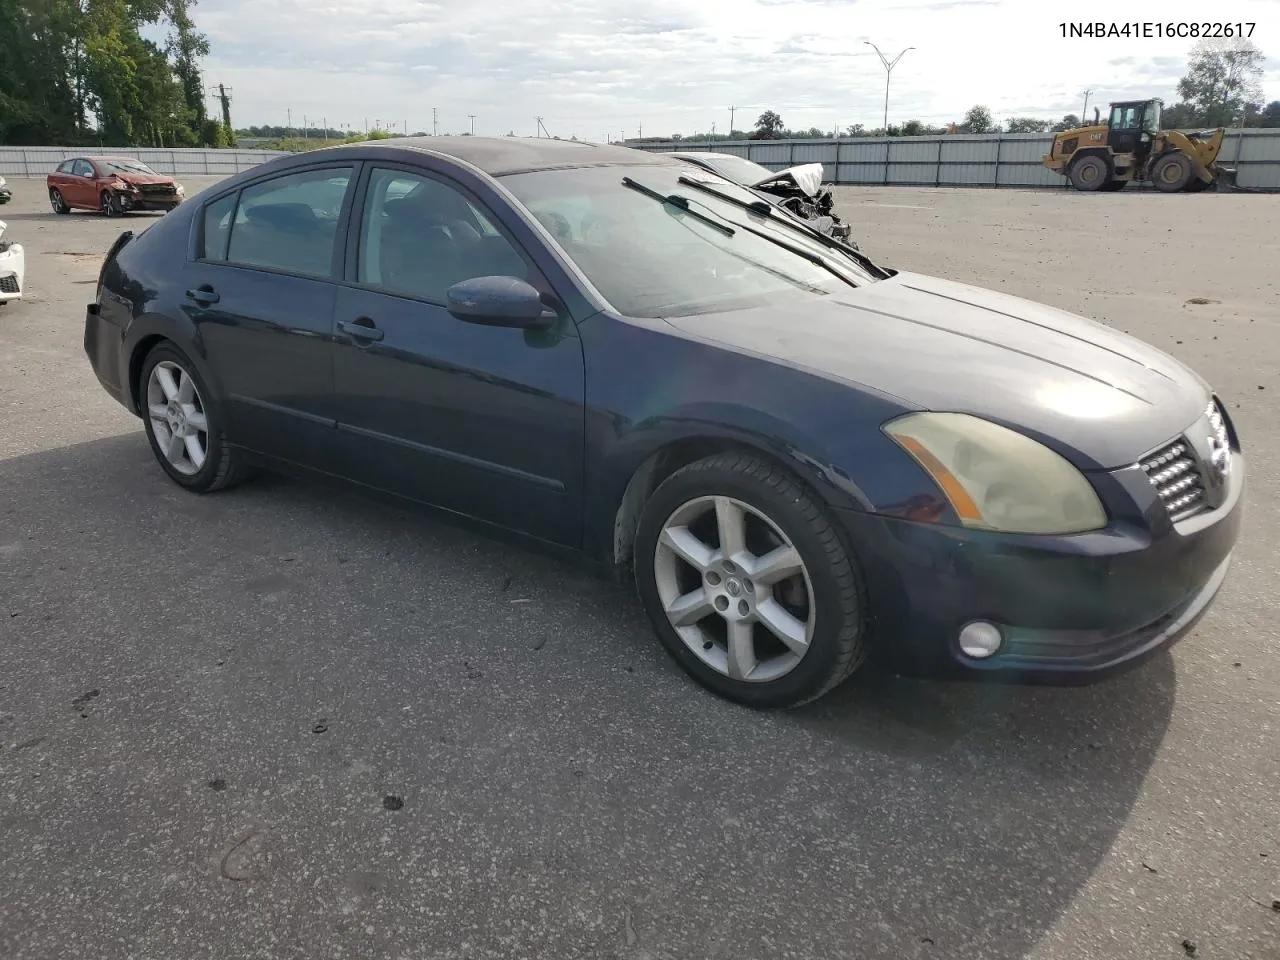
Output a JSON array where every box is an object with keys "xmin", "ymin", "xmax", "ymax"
[{"xmin": 1, "ymin": 176, "xmax": 1277, "ymax": 960}]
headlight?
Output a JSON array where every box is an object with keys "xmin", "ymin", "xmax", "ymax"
[
  {"xmin": 175, "ymin": 183, "xmax": 185, "ymax": 196},
  {"xmin": 0, "ymin": 176, "xmax": 7, "ymax": 187},
  {"xmin": 884, "ymin": 412, "xmax": 1107, "ymax": 535}
]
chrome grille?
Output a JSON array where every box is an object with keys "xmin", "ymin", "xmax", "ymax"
[
  {"xmin": 0, "ymin": 275, "xmax": 19, "ymax": 294},
  {"xmin": 139, "ymin": 184, "xmax": 175, "ymax": 196},
  {"xmin": 1141, "ymin": 438, "xmax": 1206, "ymax": 521}
]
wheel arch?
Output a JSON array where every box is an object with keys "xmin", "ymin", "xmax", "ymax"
[
  {"xmin": 124, "ymin": 314, "xmax": 222, "ymax": 416},
  {"xmin": 605, "ymin": 426, "xmax": 869, "ymax": 575},
  {"xmin": 1068, "ymin": 148, "xmax": 1113, "ymax": 177}
]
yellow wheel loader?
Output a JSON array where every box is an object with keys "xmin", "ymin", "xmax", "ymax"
[{"xmin": 1042, "ymin": 98, "xmax": 1237, "ymax": 193}]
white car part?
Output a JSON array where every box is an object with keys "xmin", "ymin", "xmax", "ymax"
[
  {"xmin": 0, "ymin": 219, "xmax": 26, "ymax": 303},
  {"xmin": 752, "ymin": 163, "xmax": 825, "ymax": 198}
]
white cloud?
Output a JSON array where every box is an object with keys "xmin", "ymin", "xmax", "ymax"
[{"xmin": 196, "ymin": 0, "xmax": 1280, "ymax": 137}]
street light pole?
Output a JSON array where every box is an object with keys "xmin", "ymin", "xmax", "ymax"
[{"xmin": 864, "ymin": 41, "xmax": 914, "ymax": 134}]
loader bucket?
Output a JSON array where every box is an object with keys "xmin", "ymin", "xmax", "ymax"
[{"xmin": 1211, "ymin": 164, "xmax": 1239, "ymax": 191}]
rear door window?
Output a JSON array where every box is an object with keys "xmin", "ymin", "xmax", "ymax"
[{"xmin": 225, "ymin": 167, "xmax": 353, "ymax": 278}]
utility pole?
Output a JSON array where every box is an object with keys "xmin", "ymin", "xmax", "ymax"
[
  {"xmin": 1081, "ymin": 88, "xmax": 1094, "ymax": 122},
  {"xmin": 729, "ymin": 105, "xmax": 736, "ymax": 137},
  {"xmin": 323, "ymin": 116, "xmax": 327, "ymax": 140},
  {"xmin": 206, "ymin": 84, "xmax": 234, "ymax": 144},
  {"xmin": 287, "ymin": 107, "xmax": 292, "ymax": 138},
  {"xmin": 467, "ymin": 114, "xmax": 476, "ymax": 135},
  {"xmin": 303, "ymin": 114, "xmax": 308, "ymax": 141},
  {"xmin": 432, "ymin": 108, "xmax": 438, "ymax": 136},
  {"xmin": 638, "ymin": 121, "xmax": 642, "ymax": 139},
  {"xmin": 864, "ymin": 41, "xmax": 915, "ymax": 134},
  {"xmin": 535, "ymin": 117, "xmax": 551, "ymax": 138},
  {"xmin": 711, "ymin": 121, "xmax": 716, "ymax": 137}
]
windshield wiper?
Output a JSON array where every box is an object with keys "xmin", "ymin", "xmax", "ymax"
[
  {"xmin": 676, "ymin": 175, "xmax": 888, "ymax": 278},
  {"xmin": 621, "ymin": 177, "xmax": 735, "ymax": 236}
]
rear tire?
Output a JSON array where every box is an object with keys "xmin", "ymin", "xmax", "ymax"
[
  {"xmin": 49, "ymin": 189, "xmax": 69, "ymax": 215},
  {"xmin": 138, "ymin": 342, "xmax": 252, "ymax": 493},
  {"xmin": 1068, "ymin": 154, "xmax": 1109, "ymax": 191},
  {"xmin": 633, "ymin": 451, "xmax": 869, "ymax": 709},
  {"xmin": 1152, "ymin": 153, "xmax": 1193, "ymax": 193}
]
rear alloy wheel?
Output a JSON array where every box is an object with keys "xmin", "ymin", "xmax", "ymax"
[
  {"xmin": 634, "ymin": 452, "xmax": 868, "ymax": 708},
  {"xmin": 1068, "ymin": 154, "xmax": 1110, "ymax": 191},
  {"xmin": 140, "ymin": 343, "xmax": 251, "ymax": 492},
  {"xmin": 49, "ymin": 188, "xmax": 69, "ymax": 215},
  {"xmin": 1152, "ymin": 153, "xmax": 1193, "ymax": 193}
]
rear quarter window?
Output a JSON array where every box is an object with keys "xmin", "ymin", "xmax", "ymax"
[{"xmin": 200, "ymin": 193, "xmax": 238, "ymax": 261}]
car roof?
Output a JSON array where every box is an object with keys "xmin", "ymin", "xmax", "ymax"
[
  {"xmin": 81, "ymin": 156, "xmax": 146, "ymax": 165},
  {"xmin": 329, "ymin": 136, "xmax": 676, "ymax": 177}
]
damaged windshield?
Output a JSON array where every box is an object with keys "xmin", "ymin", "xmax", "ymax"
[
  {"xmin": 503, "ymin": 165, "xmax": 876, "ymax": 318},
  {"xmin": 99, "ymin": 159, "xmax": 158, "ymax": 176}
]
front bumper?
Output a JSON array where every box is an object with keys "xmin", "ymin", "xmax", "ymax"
[
  {"xmin": 0, "ymin": 242, "xmax": 25, "ymax": 302},
  {"xmin": 114, "ymin": 192, "xmax": 182, "ymax": 213},
  {"xmin": 837, "ymin": 451, "xmax": 1244, "ymax": 682}
]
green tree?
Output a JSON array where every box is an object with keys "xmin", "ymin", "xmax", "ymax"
[
  {"xmin": 165, "ymin": 0, "xmax": 211, "ymax": 136},
  {"xmin": 1257, "ymin": 101, "xmax": 1280, "ymax": 128},
  {"xmin": 1050, "ymin": 114, "xmax": 1081, "ymax": 132},
  {"xmin": 961, "ymin": 105, "xmax": 994, "ymax": 133},
  {"xmin": 753, "ymin": 110, "xmax": 784, "ymax": 139},
  {"xmin": 1005, "ymin": 117, "xmax": 1050, "ymax": 133},
  {"xmin": 1176, "ymin": 38, "xmax": 1266, "ymax": 127}
]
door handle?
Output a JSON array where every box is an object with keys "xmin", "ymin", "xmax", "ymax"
[
  {"xmin": 339, "ymin": 317, "xmax": 385, "ymax": 342},
  {"xmin": 185, "ymin": 285, "xmax": 219, "ymax": 305}
]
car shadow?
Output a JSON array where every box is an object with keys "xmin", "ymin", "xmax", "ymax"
[{"xmin": 1, "ymin": 433, "xmax": 1176, "ymax": 959}]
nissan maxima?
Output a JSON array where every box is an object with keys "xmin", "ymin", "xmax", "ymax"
[{"xmin": 82, "ymin": 137, "xmax": 1244, "ymax": 708}]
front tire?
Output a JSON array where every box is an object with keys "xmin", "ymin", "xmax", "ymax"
[
  {"xmin": 139, "ymin": 342, "xmax": 251, "ymax": 493},
  {"xmin": 101, "ymin": 190, "xmax": 124, "ymax": 217},
  {"xmin": 633, "ymin": 452, "xmax": 868, "ymax": 709},
  {"xmin": 1152, "ymin": 153, "xmax": 1193, "ymax": 193}
]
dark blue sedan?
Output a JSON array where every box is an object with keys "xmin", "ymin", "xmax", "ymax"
[{"xmin": 83, "ymin": 137, "xmax": 1244, "ymax": 708}]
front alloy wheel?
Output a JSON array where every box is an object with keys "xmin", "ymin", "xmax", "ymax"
[
  {"xmin": 634, "ymin": 452, "xmax": 868, "ymax": 708},
  {"xmin": 654, "ymin": 495, "xmax": 815, "ymax": 684}
]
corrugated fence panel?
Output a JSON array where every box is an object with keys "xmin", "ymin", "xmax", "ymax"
[
  {"xmin": 789, "ymin": 141, "xmax": 838, "ymax": 164},
  {"xmin": 0, "ymin": 147, "xmax": 287, "ymax": 177},
  {"xmin": 745, "ymin": 143, "xmax": 794, "ymax": 164},
  {"xmin": 628, "ymin": 130, "xmax": 1279, "ymax": 192},
  {"xmin": 836, "ymin": 163, "xmax": 886, "ymax": 184},
  {"xmin": 839, "ymin": 141, "xmax": 889, "ymax": 163}
]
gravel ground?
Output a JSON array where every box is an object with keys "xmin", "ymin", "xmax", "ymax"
[{"xmin": 1, "ymin": 177, "xmax": 1277, "ymax": 960}]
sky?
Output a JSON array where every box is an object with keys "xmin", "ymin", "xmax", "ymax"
[{"xmin": 192, "ymin": 0, "xmax": 1280, "ymax": 139}]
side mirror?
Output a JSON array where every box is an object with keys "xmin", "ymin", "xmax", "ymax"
[{"xmin": 446, "ymin": 276, "xmax": 556, "ymax": 329}]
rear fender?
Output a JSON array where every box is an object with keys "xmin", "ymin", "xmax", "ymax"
[{"xmin": 122, "ymin": 311, "xmax": 226, "ymax": 415}]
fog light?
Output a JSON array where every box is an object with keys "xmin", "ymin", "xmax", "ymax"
[{"xmin": 958, "ymin": 621, "xmax": 1003, "ymax": 659}]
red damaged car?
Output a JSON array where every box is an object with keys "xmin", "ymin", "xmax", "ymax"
[{"xmin": 47, "ymin": 156, "xmax": 185, "ymax": 217}]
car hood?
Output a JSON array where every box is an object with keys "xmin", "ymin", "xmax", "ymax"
[
  {"xmin": 662, "ymin": 271, "xmax": 1211, "ymax": 469},
  {"xmin": 113, "ymin": 173, "xmax": 174, "ymax": 185},
  {"xmin": 752, "ymin": 163, "xmax": 824, "ymax": 198}
]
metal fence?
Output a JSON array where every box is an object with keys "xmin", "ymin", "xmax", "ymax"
[
  {"xmin": 0, "ymin": 146, "xmax": 287, "ymax": 178},
  {"xmin": 632, "ymin": 129, "xmax": 1280, "ymax": 192}
]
